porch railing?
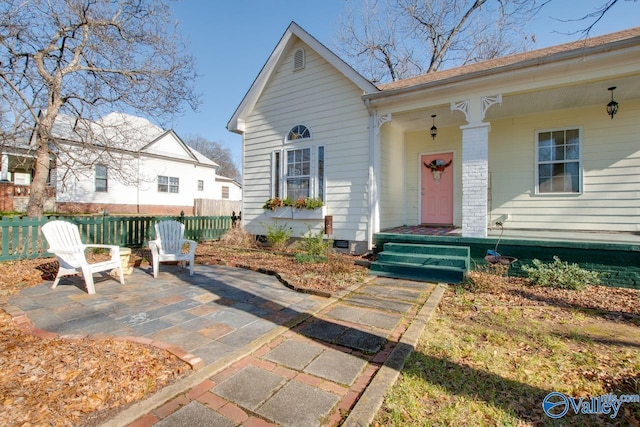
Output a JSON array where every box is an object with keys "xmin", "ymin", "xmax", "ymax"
[{"xmin": 0, "ymin": 214, "xmax": 232, "ymax": 261}]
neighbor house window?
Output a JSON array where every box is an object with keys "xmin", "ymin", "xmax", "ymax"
[
  {"xmin": 222, "ymin": 186, "xmax": 229, "ymax": 199},
  {"xmin": 197, "ymin": 180, "xmax": 204, "ymax": 191},
  {"xmin": 95, "ymin": 164, "xmax": 108, "ymax": 192},
  {"xmin": 158, "ymin": 175, "xmax": 179, "ymax": 193},
  {"xmin": 536, "ymin": 128, "xmax": 581, "ymax": 193}
]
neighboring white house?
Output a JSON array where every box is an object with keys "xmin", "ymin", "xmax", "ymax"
[
  {"xmin": 214, "ymin": 175, "xmax": 242, "ymax": 201},
  {"xmin": 228, "ymin": 23, "xmax": 640, "ymax": 253},
  {"xmin": 48, "ymin": 112, "xmax": 218, "ymax": 215}
]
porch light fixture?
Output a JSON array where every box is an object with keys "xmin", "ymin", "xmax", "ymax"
[
  {"xmin": 607, "ymin": 86, "xmax": 619, "ymax": 119},
  {"xmin": 430, "ymin": 114, "xmax": 438, "ymax": 140}
]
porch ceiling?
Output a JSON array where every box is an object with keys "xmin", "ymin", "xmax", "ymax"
[{"xmin": 388, "ymin": 73, "xmax": 640, "ymax": 132}]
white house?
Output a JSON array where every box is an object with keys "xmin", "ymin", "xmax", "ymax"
[
  {"xmin": 49, "ymin": 112, "xmax": 218, "ymax": 215},
  {"xmin": 214, "ymin": 175, "xmax": 242, "ymax": 201},
  {"xmin": 228, "ymin": 22, "xmax": 640, "ymax": 254}
]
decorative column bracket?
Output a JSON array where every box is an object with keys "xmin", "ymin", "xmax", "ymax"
[
  {"xmin": 376, "ymin": 113, "xmax": 391, "ymax": 135},
  {"xmin": 481, "ymin": 94, "xmax": 502, "ymax": 120},
  {"xmin": 450, "ymin": 99, "xmax": 470, "ymax": 122}
]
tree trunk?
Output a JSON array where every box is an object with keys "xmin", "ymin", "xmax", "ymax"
[
  {"xmin": 26, "ymin": 108, "xmax": 59, "ymax": 218},
  {"xmin": 26, "ymin": 140, "xmax": 52, "ymax": 217}
]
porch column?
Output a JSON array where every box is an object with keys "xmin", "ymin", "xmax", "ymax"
[
  {"xmin": 0, "ymin": 153, "xmax": 8, "ymax": 181},
  {"xmin": 452, "ymin": 94, "xmax": 501, "ymax": 238},
  {"xmin": 460, "ymin": 123, "xmax": 490, "ymax": 238}
]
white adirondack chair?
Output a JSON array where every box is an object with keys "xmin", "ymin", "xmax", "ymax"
[
  {"xmin": 42, "ymin": 220, "xmax": 125, "ymax": 295},
  {"xmin": 149, "ymin": 220, "xmax": 197, "ymax": 278}
]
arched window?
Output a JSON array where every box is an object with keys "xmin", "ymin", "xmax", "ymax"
[
  {"xmin": 287, "ymin": 124, "xmax": 311, "ymax": 141},
  {"xmin": 293, "ymin": 48, "xmax": 305, "ymax": 71}
]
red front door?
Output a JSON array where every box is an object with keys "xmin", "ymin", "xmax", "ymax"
[{"xmin": 421, "ymin": 153, "xmax": 454, "ymax": 225}]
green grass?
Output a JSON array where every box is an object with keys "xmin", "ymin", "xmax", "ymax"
[{"xmin": 375, "ymin": 288, "xmax": 640, "ymax": 426}]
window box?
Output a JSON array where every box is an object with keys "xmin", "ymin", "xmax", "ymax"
[
  {"xmin": 264, "ymin": 206, "xmax": 293, "ymax": 219},
  {"xmin": 264, "ymin": 205, "xmax": 326, "ymax": 220},
  {"xmin": 292, "ymin": 206, "xmax": 325, "ymax": 220}
]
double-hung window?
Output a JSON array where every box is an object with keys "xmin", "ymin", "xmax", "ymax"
[
  {"xmin": 95, "ymin": 164, "xmax": 108, "ymax": 192},
  {"xmin": 158, "ymin": 175, "xmax": 179, "ymax": 193},
  {"xmin": 536, "ymin": 128, "xmax": 581, "ymax": 194},
  {"xmin": 272, "ymin": 124, "xmax": 325, "ymax": 201}
]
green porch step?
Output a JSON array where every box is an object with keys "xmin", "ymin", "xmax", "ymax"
[
  {"xmin": 377, "ymin": 252, "xmax": 468, "ymax": 269},
  {"xmin": 370, "ymin": 243, "xmax": 470, "ymax": 284}
]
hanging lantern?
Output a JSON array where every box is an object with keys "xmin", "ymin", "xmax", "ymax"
[
  {"xmin": 430, "ymin": 114, "xmax": 438, "ymax": 140},
  {"xmin": 607, "ymin": 86, "xmax": 619, "ymax": 119}
]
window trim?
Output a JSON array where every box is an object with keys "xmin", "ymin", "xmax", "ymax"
[
  {"xmin": 158, "ymin": 175, "xmax": 180, "ymax": 193},
  {"xmin": 95, "ymin": 164, "xmax": 108, "ymax": 192},
  {"xmin": 197, "ymin": 180, "xmax": 204, "ymax": 191},
  {"xmin": 534, "ymin": 127, "xmax": 582, "ymax": 195},
  {"xmin": 286, "ymin": 124, "xmax": 311, "ymax": 142},
  {"xmin": 272, "ymin": 142, "xmax": 325, "ymax": 202}
]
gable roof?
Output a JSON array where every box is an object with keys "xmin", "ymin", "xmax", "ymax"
[
  {"xmin": 49, "ymin": 112, "xmax": 217, "ymax": 167},
  {"xmin": 227, "ymin": 21, "xmax": 379, "ymax": 134},
  {"xmin": 375, "ymin": 26, "xmax": 640, "ymax": 95}
]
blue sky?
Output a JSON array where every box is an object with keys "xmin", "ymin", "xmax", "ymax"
[{"xmin": 168, "ymin": 0, "xmax": 639, "ymax": 168}]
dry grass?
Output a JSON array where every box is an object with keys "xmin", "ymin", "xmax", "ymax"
[{"xmin": 375, "ymin": 272, "xmax": 640, "ymax": 427}]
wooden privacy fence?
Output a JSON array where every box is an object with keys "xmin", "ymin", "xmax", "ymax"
[
  {"xmin": 0, "ymin": 214, "xmax": 232, "ymax": 261},
  {"xmin": 194, "ymin": 199, "xmax": 242, "ymax": 217}
]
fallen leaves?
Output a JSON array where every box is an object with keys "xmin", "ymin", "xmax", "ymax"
[{"xmin": 0, "ymin": 311, "xmax": 189, "ymax": 426}]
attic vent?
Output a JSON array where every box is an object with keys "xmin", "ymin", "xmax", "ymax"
[{"xmin": 293, "ymin": 48, "xmax": 305, "ymax": 71}]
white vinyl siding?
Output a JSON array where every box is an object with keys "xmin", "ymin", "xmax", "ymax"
[{"xmin": 242, "ymin": 41, "xmax": 370, "ymax": 241}]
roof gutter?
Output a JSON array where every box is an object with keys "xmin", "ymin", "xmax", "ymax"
[{"xmin": 362, "ymin": 35, "xmax": 640, "ymax": 103}]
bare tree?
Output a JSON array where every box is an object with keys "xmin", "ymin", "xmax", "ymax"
[
  {"xmin": 184, "ymin": 135, "xmax": 241, "ymax": 182},
  {"xmin": 334, "ymin": 0, "xmax": 542, "ymax": 83},
  {"xmin": 0, "ymin": 0, "xmax": 200, "ymax": 216},
  {"xmin": 335, "ymin": 0, "xmax": 636, "ymax": 83},
  {"xmin": 550, "ymin": 0, "xmax": 637, "ymax": 37}
]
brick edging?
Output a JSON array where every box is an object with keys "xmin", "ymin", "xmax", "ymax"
[{"xmin": 1, "ymin": 305, "xmax": 204, "ymax": 370}]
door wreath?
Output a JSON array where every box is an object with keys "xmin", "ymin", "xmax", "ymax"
[{"xmin": 424, "ymin": 159, "xmax": 452, "ymax": 182}]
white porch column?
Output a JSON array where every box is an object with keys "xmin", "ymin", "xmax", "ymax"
[
  {"xmin": 461, "ymin": 123, "xmax": 490, "ymax": 237},
  {"xmin": 452, "ymin": 94, "xmax": 501, "ymax": 238},
  {"xmin": 0, "ymin": 154, "xmax": 9, "ymax": 181}
]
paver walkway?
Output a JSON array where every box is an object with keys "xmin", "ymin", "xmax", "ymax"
[{"xmin": 5, "ymin": 264, "xmax": 441, "ymax": 427}]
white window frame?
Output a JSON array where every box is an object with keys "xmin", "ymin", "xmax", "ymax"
[
  {"xmin": 158, "ymin": 175, "xmax": 180, "ymax": 193},
  {"xmin": 534, "ymin": 127, "xmax": 582, "ymax": 194},
  {"xmin": 197, "ymin": 180, "xmax": 204, "ymax": 191},
  {"xmin": 95, "ymin": 164, "xmax": 108, "ymax": 192},
  {"xmin": 271, "ymin": 144, "xmax": 325, "ymax": 201}
]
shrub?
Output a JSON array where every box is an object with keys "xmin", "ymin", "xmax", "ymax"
[
  {"xmin": 262, "ymin": 222, "xmax": 293, "ymax": 250},
  {"xmin": 522, "ymin": 256, "xmax": 600, "ymax": 290},
  {"xmin": 295, "ymin": 225, "xmax": 332, "ymax": 263}
]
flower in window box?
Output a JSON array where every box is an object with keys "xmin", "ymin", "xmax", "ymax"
[{"xmin": 263, "ymin": 198, "xmax": 284, "ymax": 210}]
